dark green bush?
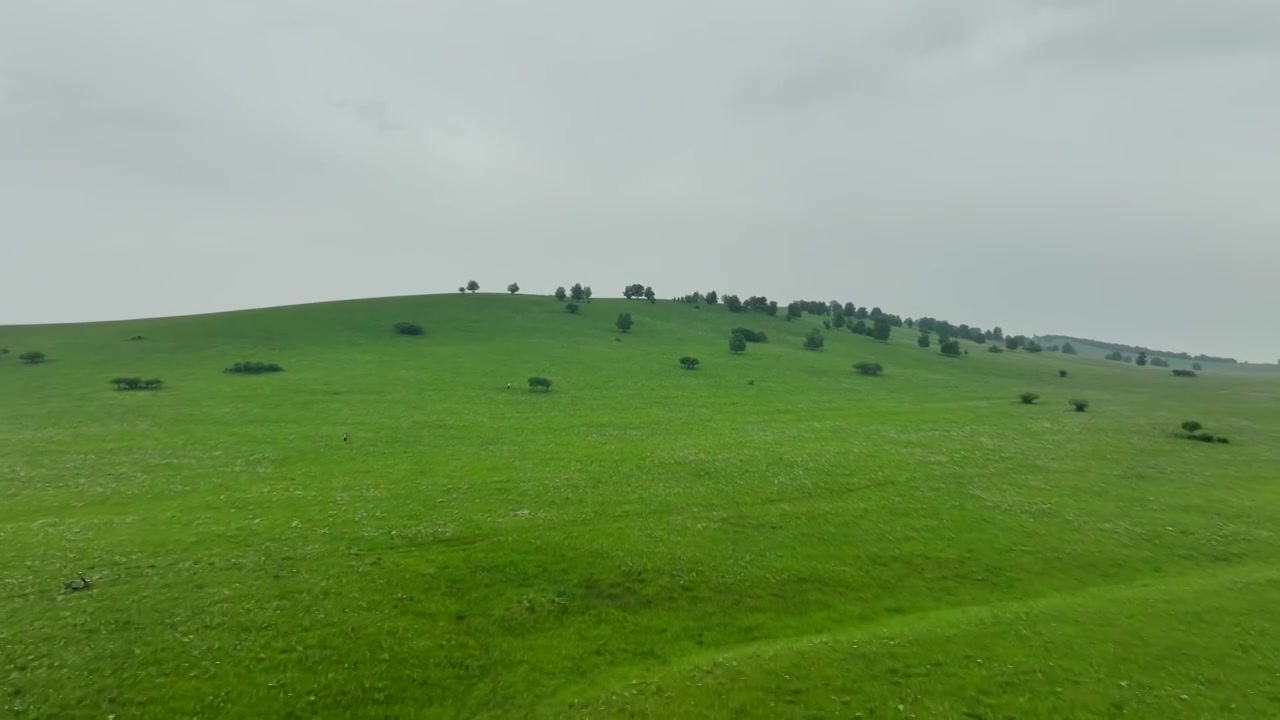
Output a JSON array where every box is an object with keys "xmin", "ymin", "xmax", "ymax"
[
  {"xmin": 1058, "ymin": 370, "xmax": 1068, "ymax": 377},
  {"xmin": 1068, "ymin": 399, "xmax": 1089, "ymax": 412},
  {"xmin": 988, "ymin": 346, "xmax": 1003, "ymax": 353},
  {"xmin": 730, "ymin": 328, "xmax": 768, "ymax": 343},
  {"xmin": 729, "ymin": 334, "xmax": 747, "ymax": 353},
  {"xmin": 528, "ymin": 377, "xmax": 553, "ymax": 392},
  {"xmin": 225, "ymin": 361, "xmax": 284, "ymax": 374},
  {"xmin": 393, "ymin": 321, "xmax": 424, "ymax": 336},
  {"xmin": 565, "ymin": 302, "xmax": 580, "ymax": 314},
  {"xmin": 1019, "ymin": 392, "xmax": 1039, "ymax": 404},
  {"xmin": 803, "ymin": 328, "xmax": 824, "ymax": 350},
  {"xmin": 19, "ymin": 351, "xmax": 46, "ymax": 364},
  {"xmin": 110, "ymin": 377, "xmax": 163, "ymax": 391},
  {"xmin": 939, "ymin": 340, "xmax": 961, "ymax": 356},
  {"xmin": 852, "ymin": 361, "xmax": 883, "ymax": 376},
  {"xmin": 1172, "ymin": 369, "xmax": 1197, "ymax": 377},
  {"xmin": 679, "ymin": 356, "xmax": 701, "ymax": 370}
]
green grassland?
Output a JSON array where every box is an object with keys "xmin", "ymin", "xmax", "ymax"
[{"xmin": 3, "ymin": 293, "xmax": 1279, "ymax": 719}]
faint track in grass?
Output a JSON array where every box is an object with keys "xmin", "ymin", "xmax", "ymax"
[{"xmin": 542, "ymin": 560, "xmax": 1280, "ymax": 715}]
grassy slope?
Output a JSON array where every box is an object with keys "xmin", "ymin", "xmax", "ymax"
[{"xmin": 2, "ymin": 294, "xmax": 1279, "ymax": 719}]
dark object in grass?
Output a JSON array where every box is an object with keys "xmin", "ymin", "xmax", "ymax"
[
  {"xmin": 62, "ymin": 575, "xmax": 91, "ymax": 593},
  {"xmin": 224, "ymin": 361, "xmax": 284, "ymax": 374},
  {"xmin": 747, "ymin": 379, "xmax": 755, "ymax": 386},
  {"xmin": 1058, "ymin": 370, "xmax": 1068, "ymax": 378},
  {"xmin": 1019, "ymin": 392, "xmax": 1039, "ymax": 404},
  {"xmin": 393, "ymin": 321, "xmax": 424, "ymax": 336},
  {"xmin": 126, "ymin": 335, "xmax": 145, "ymax": 341},
  {"xmin": 853, "ymin": 361, "xmax": 883, "ymax": 376},
  {"xmin": 1068, "ymin": 399, "xmax": 1089, "ymax": 412},
  {"xmin": 1172, "ymin": 369, "xmax": 1197, "ymax": 377},
  {"xmin": 528, "ymin": 377, "xmax": 553, "ymax": 392}
]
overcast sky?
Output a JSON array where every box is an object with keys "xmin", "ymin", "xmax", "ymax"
[{"xmin": 2, "ymin": 1, "xmax": 1277, "ymax": 359}]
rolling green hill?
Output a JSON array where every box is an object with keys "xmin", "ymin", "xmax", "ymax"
[{"xmin": 3, "ymin": 293, "xmax": 1279, "ymax": 719}]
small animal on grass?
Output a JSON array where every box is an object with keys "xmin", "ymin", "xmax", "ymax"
[{"xmin": 62, "ymin": 575, "xmax": 91, "ymax": 593}]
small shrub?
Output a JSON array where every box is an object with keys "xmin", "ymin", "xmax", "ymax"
[
  {"xmin": 917, "ymin": 333, "xmax": 930, "ymax": 348},
  {"xmin": 1192, "ymin": 362, "xmax": 1203, "ymax": 371},
  {"xmin": 852, "ymin": 361, "xmax": 883, "ymax": 376},
  {"xmin": 803, "ymin": 328, "xmax": 824, "ymax": 350},
  {"xmin": 822, "ymin": 320, "xmax": 831, "ymax": 330},
  {"xmin": 939, "ymin": 340, "xmax": 961, "ymax": 356},
  {"xmin": 565, "ymin": 302, "xmax": 580, "ymax": 314},
  {"xmin": 679, "ymin": 356, "xmax": 701, "ymax": 370},
  {"xmin": 0, "ymin": 348, "xmax": 8, "ymax": 356},
  {"xmin": 1019, "ymin": 392, "xmax": 1039, "ymax": 404},
  {"xmin": 1172, "ymin": 369, "xmax": 1197, "ymax": 377},
  {"xmin": 110, "ymin": 377, "xmax": 163, "ymax": 391},
  {"xmin": 988, "ymin": 346, "xmax": 1003, "ymax": 354},
  {"xmin": 1068, "ymin": 399, "xmax": 1089, "ymax": 412},
  {"xmin": 615, "ymin": 312, "xmax": 634, "ymax": 333},
  {"xmin": 225, "ymin": 361, "xmax": 284, "ymax": 374},
  {"xmin": 528, "ymin": 376, "xmax": 553, "ymax": 392},
  {"xmin": 729, "ymin": 334, "xmax": 747, "ymax": 353},
  {"xmin": 19, "ymin": 351, "xmax": 46, "ymax": 364},
  {"xmin": 1058, "ymin": 370, "xmax": 1068, "ymax": 378},
  {"xmin": 1215, "ymin": 436, "xmax": 1230, "ymax": 444},
  {"xmin": 1180, "ymin": 420, "xmax": 1203, "ymax": 434},
  {"xmin": 1194, "ymin": 431, "xmax": 1216, "ymax": 443},
  {"xmin": 393, "ymin": 321, "xmax": 424, "ymax": 336}
]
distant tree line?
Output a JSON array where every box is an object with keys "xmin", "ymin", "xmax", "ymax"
[{"xmin": 1042, "ymin": 335, "xmax": 1237, "ymax": 364}]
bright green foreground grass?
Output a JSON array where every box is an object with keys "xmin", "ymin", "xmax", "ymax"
[{"xmin": 3, "ymin": 294, "xmax": 1279, "ymax": 719}]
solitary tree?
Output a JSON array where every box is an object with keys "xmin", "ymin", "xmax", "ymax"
[
  {"xmin": 643, "ymin": 286, "xmax": 656, "ymax": 303},
  {"xmin": 19, "ymin": 351, "xmax": 46, "ymax": 364},
  {"xmin": 565, "ymin": 302, "xmax": 580, "ymax": 314},
  {"xmin": 466, "ymin": 280, "xmax": 480, "ymax": 293},
  {"xmin": 706, "ymin": 291, "xmax": 719, "ymax": 305},
  {"xmin": 940, "ymin": 340, "xmax": 962, "ymax": 356},
  {"xmin": 570, "ymin": 283, "xmax": 586, "ymax": 301},
  {"xmin": 729, "ymin": 333, "xmax": 747, "ymax": 353},
  {"xmin": 1058, "ymin": 369, "xmax": 1068, "ymax": 378},
  {"xmin": 1019, "ymin": 392, "xmax": 1040, "ymax": 404},
  {"xmin": 615, "ymin": 312, "xmax": 634, "ymax": 333},
  {"xmin": 852, "ymin": 361, "xmax": 883, "ymax": 376},
  {"xmin": 917, "ymin": 333, "xmax": 931, "ymax": 348},
  {"xmin": 458, "ymin": 287, "xmax": 466, "ymax": 294},
  {"xmin": 507, "ymin": 282, "xmax": 520, "ymax": 294},
  {"xmin": 1136, "ymin": 351, "xmax": 1148, "ymax": 367},
  {"xmin": 554, "ymin": 286, "xmax": 568, "ymax": 301},
  {"xmin": 1068, "ymin": 399, "xmax": 1090, "ymax": 412},
  {"xmin": 803, "ymin": 328, "xmax": 825, "ymax": 350},
  {"xmin": 679, "ymin": 356, "xmax": 701, "ymax": 370},
  {"xmin": 583, "ymin": 286, "xmax": 593, "ymax": 303}
]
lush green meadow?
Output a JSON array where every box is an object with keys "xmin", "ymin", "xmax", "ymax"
[{"xmin": 3, "ymin": 293, "xmax": 1279, "ymax": 718}]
